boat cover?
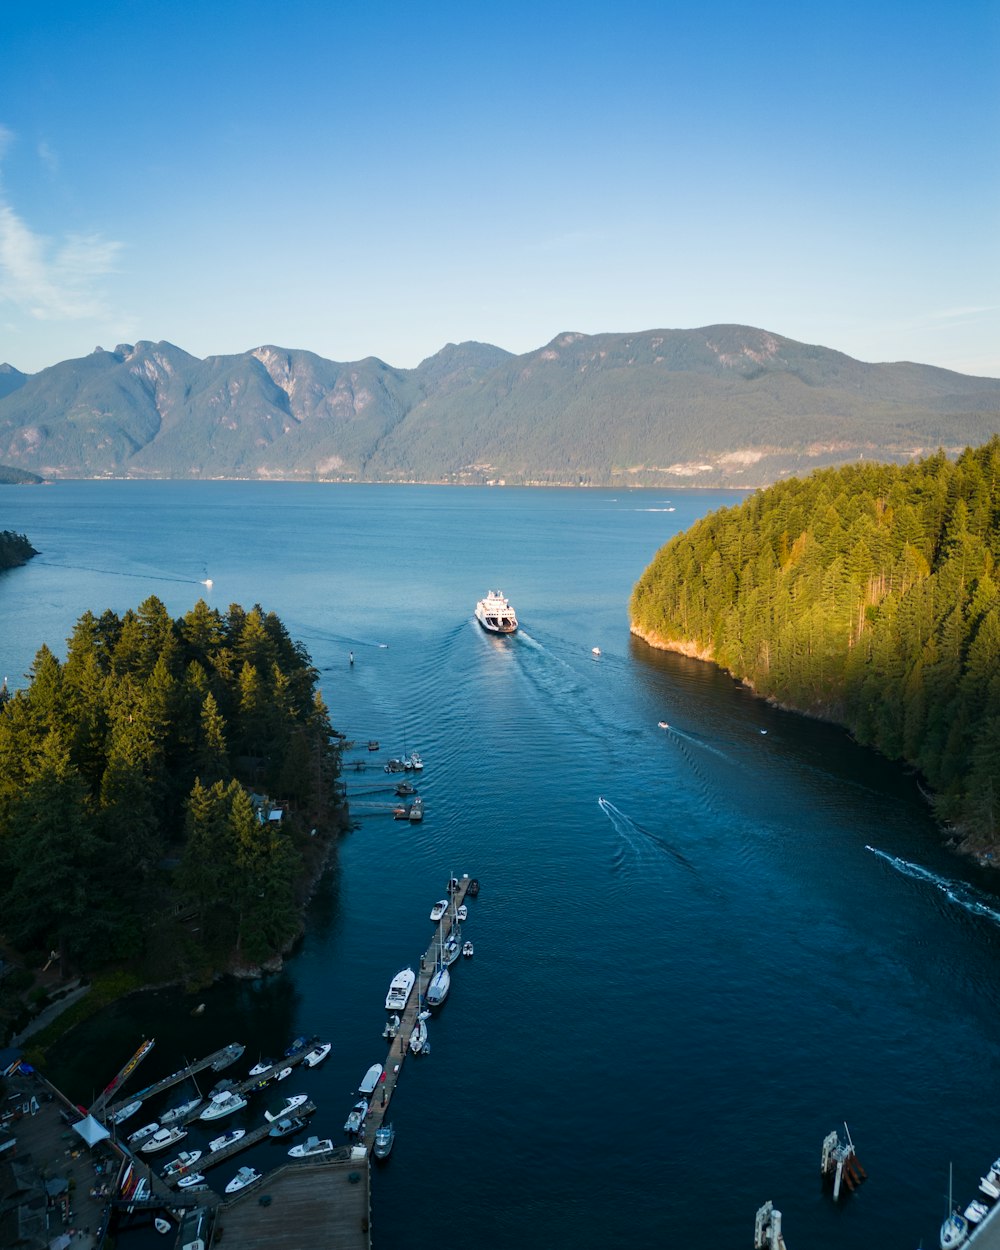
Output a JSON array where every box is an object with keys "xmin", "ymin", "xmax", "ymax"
[{"xmin": 73, "ymin": 1114, "xmax": 111, "ymax": 1145}]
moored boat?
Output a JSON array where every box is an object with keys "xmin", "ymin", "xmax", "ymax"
[
  {"xmin": 408, "ymin": 1012, "xmax": 430, "ymax": 1055},
  {"xmin": 199, "ymin": 1090, "xmax": 248, "ymax": 1121},
  {"xmin": 225, "ymin": 1166, "xmax": 261, "ymax": 1194},
  {"xmin": 163, "ymin": 1150, "xmax": 202, "ymax": 1177},
  {"xmin": 385, "ymin": 967, "xmax": 416, "ymax": 1011},
  {"xmin": 141, "ymin": 1126, "xmax": 187, "ymax": 1154},
  {"xmin": 268, "ymin": 1115, "xmax": 307, "ymax": 1139},
  {"xmin": 358, "ymin": 1063, "xmax": 383, "ymax": 1095},
  {"xmin": 109, "ymin": 1099, "xmax": 143, "ymax": 1126},
  {"xmin": 373, "ymin": 1123, "xmax": 396, "ymax": 1159},
  {"xmin": 426, "ymin": 963, "xmax": 450, "ymax": 1007},
  {"xmin": 467, "ymin": 878, "xmax": 480, "ymax": 897},
  {"xmin": 408, "ymin": 795, "xmax": 424, "ymax": 822},
  {"xmin": 160, "ymin": 1095, "xmax": 202, "ymax": 1125},
  {"xmin": 127, "ymin": 1120, "xmax": 160, "ymax": 1146},
  {"xmin": 302, "ymin": 1042, "xmax": 331, "ymax": 1068},
  {"xmin": 462, "ymin": 941, "xmax": 474, "ymax": 957},
  {"xmin": 965, "ymin": 1200, "xmax": 990, "ymax": 1225},
  {"xmin": 457, "ymin": 904, "xmax": 468, "ymax": 921},
  {"xmin": 248, "ymin": 1057, "xmax": 274, "ymax": 1077},
  {"xmin": 155, "ymin": 1217, "xmax": 171, "ymax": 1234},
  {"xmin": 176, "ymin": 1173, "xmax": 206, "ymax": 1189},
  {"xmin": 429, "ymin": 899, "xmax": 448, "ymax": 922},
  {"xmin": 382, "ymin": 1013, "xmax": 401, "ymax": 1040},
  {"xmin": 475, "ymin": 589, "xmax": 518, "ymax": 634},
  {"xmin": 264, "ymin": 1093, "xmax": 307, "ymax": 1123},
  {"xmin": 344, "ymin": 1099, "xmax": 369, "ymax": 1134},
  {"xmin": 288, "ymin": 1135, "xmax": 333, "ymax": 1158},
  {"xmin": 207, "ymin": 1128, "xmax": 245, "ymax": 1152},
  {"xmin": 211, "ymin": 1042, "xmax": 245, "ymax": 1071}
]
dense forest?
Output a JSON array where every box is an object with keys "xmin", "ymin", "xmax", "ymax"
[
  {"xmin": 630, "ymin": 438, "xmax": 1000, "ymax": 844},
  {"xmin": 0, "ymin": 597, "xmax": 344, "ymax": 981},
  {"xmin": 0, "ymin": 530, "xmax": 38, "ymax": 570}
]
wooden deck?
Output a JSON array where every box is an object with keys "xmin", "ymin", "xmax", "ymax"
[{"xmin": 213, "ymin": 1158, "xmax": 370, "ymax": 1250}]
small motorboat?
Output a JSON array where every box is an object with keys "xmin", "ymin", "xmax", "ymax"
[
  {"xmin": 408, "ymin": 752, "xmax": 423, "ymax": 771},
  {"xmin": 367, "ymin": 740, "xmax": 379, "ymax": 751},
  {"xmin": 225, "ymin": 1165, "xmax": 261, "ymax": 1194},
  {"xmin": 373, "ymin": 1123, "xmax": 396, "ymax": 1159},
  {"xmin": 199, "ymin": 1090, "xmax": 248, "ymax": 1121},
  {"xmin": 127, "ymin": 1121, "xmax": 160, "ymax": 1146},
  {"xmin": 141, "ymin": 1126, "xmax": 187, "ymax": 1154},
  {"xmin": 207, "ymin": 1129, "xmax": 245, "ymax": 1153},
  {"xmin": 162, "ymin": 1150, "xmax": 202, "ymax": 1177},
  {"xmin": 160, "ymin": 1095, "xmax": 202, "ymax": 1125},
  {"xmin": 344, "ymin": 1100, "xmax": 369, "ymax": 1135},
  {"xmin": 358, "ymin": 1063, "xmax": 383, "ymax": 1096},
  {"xmin": 462, "ymin": 941, "xmax": 474, "ymax": 958},
  {"xmin": 109, "ymin": 1099, "xmax": 143, "ymax": 1125},
  {"xmin": 658, "ymin": 721, "xmax": 669, "ymax": 729},
  {"xmin": 284, "ymin": 1034, "xmax": 317, "ymax": 1057},
  {"xmin": 288, "ymin": 1135, "xmax": 333, "ymax": 1158},
  {"xmin": 264, "ymin": 1094, "xmax": 307, "ymax": 1123},
  {"xmin": 447, "ymin": 877, "xmax": 461, "ymax": 894},
  {"xmin": 966, "ymin": 1200, "xmax": 990, "ymax": 1225},
  {"xmin": 457, "ymin": 904, "xmax": 468, "ymax": 921},
  {"xmin": 176, "ymin": 1172, "xmax": 206, "ymax": 1189},
  {"xmin": 393, "ymin": 804, "xmax": 411, "ymax": 820},
  {"xmin": 382, "ymin": 1013, "xmax": 401, "ymax": 1040},
  {"xmin": 429, "ymin": 899, "xmax": 448, "ymax": 922},
  {"xmin": 395, "ymin": 780, "xmax": 415, "ymax": 796},
  {"xmin": 155, "ymin": 1217, "xmax": 171, "ymax": 1235},
  {"xmin": 274, "ymin": 1065, "xmax": 293, "ymax": 1081},
  {"xmin": 466, "ymin": 878, "xmax": 480, "ymax": 897},
  {"xmin": 248, "ymin": 1057, "xmax": 274, "ymax": 1077},
  {"xmin": 592, "ymin": 646, "xmax": 601, "ymax": 656},
  {"xmin": 980, "ymin": 1163, "xmax": 1000, "ymax": 1199},
  {"xmin": 302, "ymin": 1042, "xmax": 332, "ymax": 1068},
  {"xmin": 211, "ymin": 1042, "xmax": 245, "ymax": 1071},
  {"xmin": 268, "ymin": 1115, "xmax": 307, "ymax": 1139}
]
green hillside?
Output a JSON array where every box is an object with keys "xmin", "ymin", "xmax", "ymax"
[
  {"xmin": 0, "ymin": 531, "xmax": 38, "ymax": 570},
  {"xmin": 1, "ymin": 328, "xmax": 998, "ymax": 484},
  {"xmin": 630, "ymin": 437, "xmax": 1000, "ymax": 848}
]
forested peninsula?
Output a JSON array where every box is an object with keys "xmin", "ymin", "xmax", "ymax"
[
  {"xmin": 0, "ymin": 530, "xmax": 38, "ymax": 570},
  {"xmin": 630, "ymin": 437, "xmax": 1000, "ymax": 854},
  {"xmin": 0, "ymin": 598, "xmax": 345, "ymax": 1010}
]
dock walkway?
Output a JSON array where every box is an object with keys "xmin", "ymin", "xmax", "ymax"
[
  {"xmin": 160, "ymin": 1101, "xmax": 317, "ymax": 1186},
  {"xmin": 101, "ymin": 1043, "xmax": 251, "ymax": 1121}
]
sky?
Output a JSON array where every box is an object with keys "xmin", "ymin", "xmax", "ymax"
[{"xmin": 1, "ymin": 0, "xmax": 998, "ymax": 377}]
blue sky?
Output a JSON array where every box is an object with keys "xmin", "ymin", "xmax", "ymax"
[{"xmin": 2, "ymin": 0, "xmax": 998, "ymax": 376}]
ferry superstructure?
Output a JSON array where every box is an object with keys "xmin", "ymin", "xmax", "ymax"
[{"xmin": 475, "ymin": 590, "xmax": 518, "ymax": 634}]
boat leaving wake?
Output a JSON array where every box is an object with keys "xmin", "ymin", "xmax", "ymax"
[
  {"xmin": 598, "ymin": 796, "xmax": 698, "ymax": 874},
  {"xmin": 866, "ymin": 846, "xmax": 1000, "ymax": 929}
]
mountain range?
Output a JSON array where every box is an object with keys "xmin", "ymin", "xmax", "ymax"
[{"xmin": 1, "ymin": 326, "xmax": 999, "ymax": 486}]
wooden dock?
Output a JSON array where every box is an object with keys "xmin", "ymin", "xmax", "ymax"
[
  {"xmin": 160, "ymin": 1101, "xmax": 317, "ymax": 1186},
  {"xmin": 101, "ymin": 1042, "xmax": 250, "ymax": 1121},
  {"xmin": 356, "ymin": 875, "xmax": 473, "ymax": 1154}
]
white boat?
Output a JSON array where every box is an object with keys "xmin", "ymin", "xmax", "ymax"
[
  {"xmin": 442, "ymin": 930, "xmax": 461, "ymax": 966},
  {"xmin": 109, "ymin": 1099, "xmax": 143, "ymax": 1125},
  {"xmin": 457, "ymin": 904, "xmax": 468, "ymax": 921},
  {"xmin": 385, "ymin": 967, "xmax": 416, "ymax": 1011},
  {"xmin": 382, "ymin": 1013, "xmax": 401, "ymax": 1040},
  {"xmin": 980, "ymin": 1160, "xmax": 1000, "ymax": 1198},
  {"xmin": 462, "ymin": 941, "xmax": 474, "ymax": 957},
  {"xmin": 408, "ymin": 752, "xmax": 423, "ymax": 771},
  {"xmin": 225, "ymin": 1165, "xmax": 261, "ymax": 1194},
  {"xmin": 264, "ymin": 1093, "xmax": 307, "ymax": 1122},
  {"xmin": 965, "ymin": 1200, "xmax": 990, "ymax": 1225},
  {"xmin": 199, "ymin": 1090, "xmax": 248, "ymax": 1121},
  {"xmin": 274, "ymin": 1065, "xmax": 293, "ymax": 1081},
  {"xmin": 159, "ymin": 1095, "xmax": 202, "ymax": 1125},
  {"xmin": 155, "ymin": 1217, "xmax": 171, "ymax": 1234},
  {"xmin": 408, "ymin": 795, "xmax": 424, "ymax": 822},
  {"xmin": 426, "ymin": 962, "xmax": 450, "ymax": 1007},
  {"xmin": 176, "ymin": 1172, "xmax": 206, "ymax": 1189},
  {"xmin": 127, "ymin": 1121, "xmax": 160, "ymax": 1146},
  {"xmin": 162, "ymin": 1150, "xmax": 202, "ymax": 1176},
  {"xmin": 344, "ymin": 1099, "xmax": 368, "ymax": 1134},
  {"xmin": 248, "ymin": 1057, "xmax": 274, "ymax": 1077},
  {"xmin": 373, "ymin": 1123, "xmax": 395, "ymax": 1159},
  {"xmin": 409, "ymin": 1013, "xmax": 429, "ymax": 1055},
  {"xmin": 475, "ymin": 589, "xmax": 518, "ymax": 634},
  {"xmin": 429, "ymin": 899, "xmax": 448, "ymax": 922},
  {"xmin": 211, "ymin": 1041, "xmax": 245, "ymax": 1071},
  {"xmin": 141, "ymin": 1126, "xmax": 187, "ymax": 1154},
  {"xmin": 359, "ymin": 1063, "xmax": 383, "ymax": 1095},
  {"xmin": 592, "ymin": 646, "xmax": 601, "ymax": 656},
  {"xmin": 303, "ymin": 1042, "xmax": 331, "ymax": 1068},
  {"xmin": 658, "ymin": 721, "xmax": 669, "ymax": 730},
  {"xmin": 942, "ymin": 1164, "xmax": 969, "ymax": 1249},
  {"xmin": 288, "ymin": 1135, "xmax": 333, "ymax": 1158},
  {"xmin": 208, "ymin": 1128, "xmax": 245, "ymax": 1152}
]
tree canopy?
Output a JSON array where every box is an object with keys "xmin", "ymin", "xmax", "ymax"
[
  {"xmin": 630, "ymin": 437, "xmax": 1000, "ymax": 839},
  {"xmin": 0, "ymin": 597, "xmax": 342, "ymax": 974}
]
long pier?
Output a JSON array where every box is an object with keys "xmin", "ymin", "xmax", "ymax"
[{"xmin": 356, "ymin": 875, "xmax": 473, "ymax": 1154}]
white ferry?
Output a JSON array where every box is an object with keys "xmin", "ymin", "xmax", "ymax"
[{"xmin": 475, "ymin": 590, "xmax": 518, "ymax": 634}]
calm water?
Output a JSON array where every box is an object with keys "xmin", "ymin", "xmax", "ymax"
[{"xmin": 3, "ymin": 481, "xmax": 1000, "ymax": 1249}]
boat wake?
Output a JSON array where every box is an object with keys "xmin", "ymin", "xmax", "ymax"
[
  {"xmin": 866, "ymin": 846, "xmax": 1000, "ymax": 929},
  {"xmin": 598, "ymin": 796, "xmax": 698, "ymax": 874},
  {"xmin": 658, "ymin": 722, "xmax": 733, "ymax": 763},
  {"xmin": 36, "ymin": 559, "xmax": 207, "ymax": 586}
]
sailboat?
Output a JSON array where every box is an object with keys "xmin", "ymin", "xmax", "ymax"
[
  {"xmin": 425, "ymin": 919, "xmax": 451, "ymax": 1007},
  {"xmin": 441, "ymin": 889, "xmax": 462, "ymax": 966},
  {"xmin": 409, "ymin": 1010, "xmax": 431, "ymax": 1055},
  {"xmin": 941, "ymin": 1162, "xmax": 969, "ymax": 1249}
]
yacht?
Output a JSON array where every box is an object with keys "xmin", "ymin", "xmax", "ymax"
[
  {"xmin": 373, "ymin": 1123, "xmax": 396, "ymax": 1159},
  {"xmin": 475, "ymin": 589, "xmax": 518, "ymax": 634},
  {"xmin": 141, "ymin": 1126, "xmax": 187, "ymax": 1154},
  {"xmin": 385, "ymin": 967, "xmax": 416, "ymax": 1011},
  {"xmin": 199, "ymin": 1090, "xmax": 248, "ymax": 1121}
]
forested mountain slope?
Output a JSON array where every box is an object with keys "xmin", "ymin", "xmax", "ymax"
[
  {"xmin": 2, "ymin": 327, "xmax": 999, "ymax": 485},
  {"xmin": 630, "ymin": 438, "xmax": 1000, "ymax": 845}
]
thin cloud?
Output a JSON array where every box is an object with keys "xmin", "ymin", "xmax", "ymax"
[{"xmin": 37, "ymin": 140, "xmax": 59, "ymax": 176}]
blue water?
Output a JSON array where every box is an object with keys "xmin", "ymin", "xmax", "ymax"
[{"xmin": 4, "ymin": 481, "xmax": 1000, "ymax": 1249}]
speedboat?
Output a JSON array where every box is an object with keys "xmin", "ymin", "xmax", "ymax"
[
  {"xmin": 457, "ymin": 904, "xmax": 468, "ymax": 922},
  {"xmin": 160, "ymin": 1095, "xmax": 202, "ymax": 1125},
  {"xmin": 248, "ymin": 1057, "xmax": 274, "ymax": 1077},
  {"xmin": 264, "ymin": 1094, "xmax": 307, "ymax": 1123},
  {"xmin": 225, "ymin": 1166, "xmax": 261, "ymax": 1194},
  {"xmin": 302, "ymin": 1042, "xmax": 331, "ymax": 1068},
  {"xmin": 592, "ymin": 646, "xmax": 601, "ymax": 656},
  {"xmin": 274, "ymin": 1065, "xmax": 293, "ymax": 1081},
  {"xmin": 141, "ymin": 1126, "xmax": 187, "ymax": 1154},
  {"xmin": 658, "ymin": 721, "xmax": 669, "ymax": 729},
  {"xmin": 162, "ymin": 1150, "xmax": 202, "ymax": 1177},
  {"xmin": 127, "ymin": 1121, "xmax": 160, "ymax": 1146},
  {"xmin": 344, "ymin": 1100, "xmax": 368, "ymax": 1135},
  {"xmin": 199, "ymin": 1090, "xmax": 248, "ymax": 1121},
  {"xmin": 207, "ymin": 1129, "xmax": 245, "ymax": 1153},
  {"xmin": 288, "ymin": 1136, "xmax": 333, "ymax": 1158},
  {"xmin": 268, "ymin": 1115, "xmax": 307, "ymax": 1139},
  {"xmin": 358, "ymin": 1063, "xmax": 383, "ymax": 1096},
  {"xmin": 373, "ymin": 1123, "xmax": 396, "ymax": 1159},
  {"xmin": 385, "ymin": 967, "xmax": 416, "ymax": 1011},
  {"xmin": 462, "ymin": 941, "xmax": 474, "ymax": 957},
  {"xmin": 382, "ymin": 1013, "xmax": 401, "ymax": 1040},
  {"xmin": 475, "ymin": 589, "xmax": 518, "ymax": 634},
  {"xmin": 176, "ymin": 1173, "xmax": 206, "ymax": 1189},
  {"xmin": 211, "ymin": 1042, "xmax": 245, "ymax": 1071},
  {"xmin": 429, "ymin": 899, "xmax": 448, "ymax": 922},
  {"xmin": 109, "ymin": 1099, "xmax": 143, "ymax": 1125}
]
